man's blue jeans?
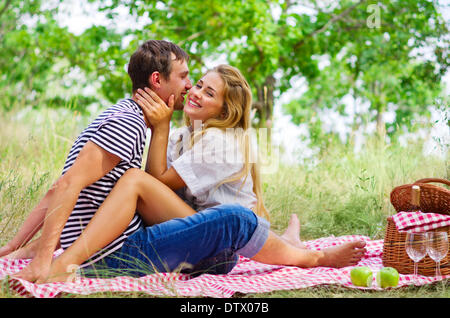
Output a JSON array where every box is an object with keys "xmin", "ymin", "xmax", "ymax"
[{"xmin": 82, "ymin": 204, "xmax": 270, "ymax": 278}]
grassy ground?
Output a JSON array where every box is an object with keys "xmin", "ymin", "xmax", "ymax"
[{"xmin": 0, "ymin": 106, "xmax": 448, "ymax": 298}]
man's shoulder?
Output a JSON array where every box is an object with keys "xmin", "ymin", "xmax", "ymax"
[
  {"xmin": 101, "ymin": 99, "xmax": 146, "ymax": 128},
  {"xmin": 113, "ymin": 98, "xmax": 139, "ymax": 110}
]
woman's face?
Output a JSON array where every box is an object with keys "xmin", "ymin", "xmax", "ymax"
[{"xmin": 184, "ymin": 71, "xmax": 225, "ymax": 123}]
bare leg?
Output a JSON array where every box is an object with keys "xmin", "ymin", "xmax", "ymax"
[
  {"xmin": 280, "ymin": 214, "xmax": 305, "ymax": 249},
  {"xmin": 252, "ymin": 231, "xmax": 366, "ymax": 268},
  {"xmin": 42, "ymin": 169, "xmax": 196, "ymax": 283}
]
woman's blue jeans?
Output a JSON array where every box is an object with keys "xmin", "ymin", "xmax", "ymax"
[{"xmin": 82, "ymin": 204, "xmax": 269, "ymax": 278}]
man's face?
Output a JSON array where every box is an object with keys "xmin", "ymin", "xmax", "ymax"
[{"xmin": 158, "ymin": 57, "xmax": 192, "ymax": 110}]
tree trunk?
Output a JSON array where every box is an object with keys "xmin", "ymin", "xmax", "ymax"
[
  {"xmin": 372, "ymin": 81, "xmax": 386, "ymax": 139},
  {"xmin": 253, "ymin": 75, "xmax": 275, "ymax": 128},
  {"xmin": 376, "ymin": 109, "xmax": 386, "ymax": 138}
]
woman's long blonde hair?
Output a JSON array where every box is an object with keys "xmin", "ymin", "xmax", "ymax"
[{"xmin": 183, "ymin": 64, "xmax": 269, "ymax": 219}]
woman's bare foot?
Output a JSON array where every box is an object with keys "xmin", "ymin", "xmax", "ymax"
[
  {"xmin": 318, "ymin": 241, "xmax": 367, "ymax": 268},
  {"xmin": 280, "ymin": 214, "xmax": 305, "ymax": 249},
  {"xmin": 38, "ymin": 257, "xmax": 77, "ymax": 283}
]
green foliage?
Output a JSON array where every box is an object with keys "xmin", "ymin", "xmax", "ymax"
[
  {"xmin": 283, "ymin": 0, "xmax": 449, "ymax": 141},
  {"xmin": 0, "ymin": 1, "xmax": 130, "ymax": 113},
  {"xmin": 1, "ymin": 1, "xmax": 69, "ymax": 109},
  {"xmin": 0, "ymin": 0, "xmax": 448, "ymax": 140}
]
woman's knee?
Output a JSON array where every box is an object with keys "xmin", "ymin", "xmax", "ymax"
[
  {"xmin": 123, "ymin": 167, "xmax": 144, "ymax": 178},
  {"xmin": 119, "ymin": 168, "xmax": 146, "ymax": 187}
]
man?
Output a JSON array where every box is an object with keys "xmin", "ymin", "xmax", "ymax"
[{"xmin": 0, "ymin": 40, "xmax": 192, "ymax": 282}]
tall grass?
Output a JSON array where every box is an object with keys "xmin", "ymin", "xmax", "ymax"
[
  {"xmin": 0, "ymin": 105, "xmax": 448, "ymax": 297},
  {"xmin": 0, "ymin": 106, "xmax": 90, "ymax": 243},
  {"xmin": 264, "ymin": 137, "xmax": 448, "ymax": 241}
]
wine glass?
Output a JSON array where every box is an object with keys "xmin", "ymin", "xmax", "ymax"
[
  {"xmin": 426, "ymin": 232, "xmax": 449, "ymax": 278},
  {"xmin": 405, "ymin": 232, "xmax": 427, "ymax": 285}
]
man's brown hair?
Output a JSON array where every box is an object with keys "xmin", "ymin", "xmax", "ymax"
[{"xmin": 128, "ymin": 40, "xmax": 189, "ymax": 92}]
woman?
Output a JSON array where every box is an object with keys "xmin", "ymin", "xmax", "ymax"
[{"xmin": 9, "ymin": 65, "xmax": 366, "ymax": 282}]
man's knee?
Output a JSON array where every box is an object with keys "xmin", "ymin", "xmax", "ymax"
[
  {"xmin": 210, "ymin": 203, "xmax": 255, "ymax": 219},
  {"xmin": 210, "ymin": 204, "xmax": 270, "ymax": 259},
  {"xmin": 205, "ymin": 204, "xmax": 259, "ymax": 237}
]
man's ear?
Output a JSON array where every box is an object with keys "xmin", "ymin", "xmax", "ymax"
[{"xmin": 148, "ymin": 72, "xmax": 162, "ymax": 88}]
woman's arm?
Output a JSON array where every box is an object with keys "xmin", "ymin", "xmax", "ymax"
[
  {"xmin": 146, "ymin": 122, "xmax": 170, "ymax": 177},
  {"xmin": 135, "ymin": 88, "xmax": 186, "ymax": 190},
  {"xmin": 148, "ymin": 126, "xmax": 186, "ymax": 190}
]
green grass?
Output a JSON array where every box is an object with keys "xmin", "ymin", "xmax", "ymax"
[
  {"xmin": 0, "ymin": 106, "xmax": 448, "ymax": 298},
  {"xmin": 0, "ymin": 107, "xmax": 90, "ymax": 242},
  {"xmin": 264, "ymin": 138, "xmax": 448, "ymax": 240}
]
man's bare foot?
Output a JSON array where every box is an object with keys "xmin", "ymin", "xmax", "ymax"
[
  {"xmin": 318, "ymin": 241, "xmax": 367, "ymax": 268},
  {"xmin": 1, "ymin": 240, "xmax": 39, "ymax": 260},
  {"xmin": 0, "ymin": 244, "xmax": 15, "ymax": 258},
  {"xmin": 280, "ymin": 214, "xmax": 305, "ymax": 249},
  {"xmin": 2, "ymin": 246, "xmax": 34, "ymax": 260}
]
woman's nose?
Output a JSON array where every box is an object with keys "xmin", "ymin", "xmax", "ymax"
[
  {"xmin": 191, "ymin": 88, "xmax": 201, "ymax": 99},
  {"xmin": 186, "ymin": 78, "xmax": 193, "ymax": 90}
]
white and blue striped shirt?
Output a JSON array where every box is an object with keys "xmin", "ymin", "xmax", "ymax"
[{"xmin": 60, "ymin": 99, "xmax": 146, "ymax": 266}]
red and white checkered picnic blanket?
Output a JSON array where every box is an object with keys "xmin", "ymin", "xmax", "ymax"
[
  {"xmin": 1, "ymin": 235, "xmax": 448, "ymax": 298},
  {"xmin": 391, "ymin": 211, "xmax": 450, "ymax": 233}
]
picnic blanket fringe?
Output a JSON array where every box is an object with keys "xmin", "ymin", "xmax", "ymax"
[{"xmin": 1, "ymin": 235, "xmax": 448, "ymax": 298}]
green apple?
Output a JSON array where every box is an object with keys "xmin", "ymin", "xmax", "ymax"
[
  {"xmin": 376, "ymin": 267, "xmax": 399, "ymax": 288},
  {"xmin": 350, "ymin": 266, "xmax": 373, "ymax": 287}
]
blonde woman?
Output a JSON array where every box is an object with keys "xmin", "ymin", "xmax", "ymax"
[{"xmin": 28, "ymin": 65, "xmax": 366, "ymax": 282}]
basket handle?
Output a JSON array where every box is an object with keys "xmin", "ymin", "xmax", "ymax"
[{"xmin": 414, "ymin": 178, "xmax": 450, "ymax": 187}]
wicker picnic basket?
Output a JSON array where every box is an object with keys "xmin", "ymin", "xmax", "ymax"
[{"xmin": 382, "ymin": 178, "xmax": 450, "ymax": 276}]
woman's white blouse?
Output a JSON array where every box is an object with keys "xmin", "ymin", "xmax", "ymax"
[{"xmin": 167, "ymin": 126, "xmax": 257, "ymax": 211}]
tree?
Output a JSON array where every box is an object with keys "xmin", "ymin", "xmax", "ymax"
[
  {"xmin": 0, "ymin": 1, "xmax": 71, "ymax": 109},
  {"xmin": 0, "ymin": 0, "xmax": 129, "ymax": 112},
  {"xmin": 2, "ymin": 0, "xmax": 447, "ymax": 142},
  {"xmin": 91, "ymin": 0, "xmax": 447, "ymax": 133},
  {"xmin": 282, "ymin": 0, "xmax": 449, "ymax": 139}
]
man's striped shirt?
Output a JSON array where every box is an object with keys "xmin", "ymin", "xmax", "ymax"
[{"xmin": 59, "ymin": 99, "xmax": 146, "ymax": 266}]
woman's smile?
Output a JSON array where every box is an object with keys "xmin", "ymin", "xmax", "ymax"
[{"xmin": 187, "ymin": 98, "xmax": 202, "ymax": 109}]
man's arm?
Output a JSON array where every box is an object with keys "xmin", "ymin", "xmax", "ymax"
[
  {"xmin": 0, "ymin": 186, "xmax": 52, "ymax": 258},
  {"xmin": 13, "ymin": 141, "xmax": 121, "ymax": 282}
]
